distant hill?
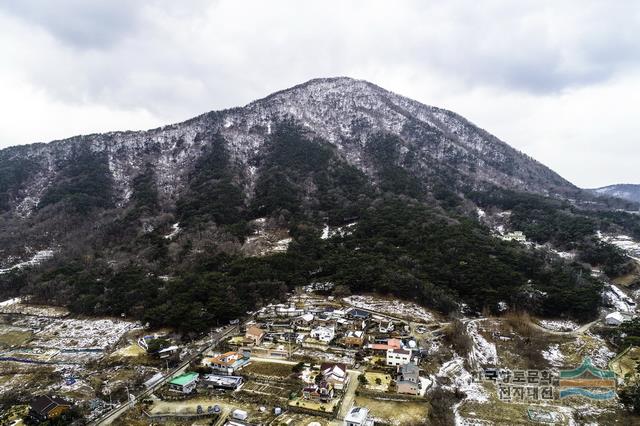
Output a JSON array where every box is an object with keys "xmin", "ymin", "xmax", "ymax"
[{"xmin": 592, "ymin": 184, "xmax": 640, "ymax": 204}]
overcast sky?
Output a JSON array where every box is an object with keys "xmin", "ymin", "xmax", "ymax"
[{"xmin": 0, "ymin": 1, "xmax": 638, "ymax": 188}]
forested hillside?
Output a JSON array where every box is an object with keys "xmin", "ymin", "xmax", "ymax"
[{"xmin": 0, "ymin": 78, "xmax": 639, "ymax": 332}]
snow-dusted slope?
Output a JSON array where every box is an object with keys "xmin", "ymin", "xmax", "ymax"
[
  {"xmin": 0, "ymin": 77, "xmax": 578, "ymax": 219},
  {"xmin": 592, "ymin": 184, "xmax": 640, "ymax": 204}
]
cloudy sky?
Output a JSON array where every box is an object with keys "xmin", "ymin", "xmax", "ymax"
[{"xmin": 0, "ymin": 0, "xmax": 638, "ymax": 188}]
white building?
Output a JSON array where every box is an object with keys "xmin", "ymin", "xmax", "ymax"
[
  {"xmin": 310, "ymin": 326, "xmax": 335, "ymax": 343},
  {"xmin": 345, "ymin": 406, "xmax": 374, "ymax": 426},
  {"xmin": 605, "ymin": 311, "xmax": 624, "ymax": 326},
  {"xmin": 386, "ymin": 348, "xmax": 412, "ymax": 366}
]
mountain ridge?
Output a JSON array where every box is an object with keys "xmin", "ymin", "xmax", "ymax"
[
  {"xmin": 591, "ymin": 183, "xmax": 640, "ymax": 204},
  {"xmin": 0, "ymin": 77, "xmax": 578, "ymax": 219}
]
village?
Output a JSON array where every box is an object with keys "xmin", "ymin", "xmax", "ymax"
[
  {"xmin": 1, "ymin": 268, "xmax": 640, "ymax": 425},
  {"xmin": 0, "ymin": 288, "xmax": 440, "ymax": 426}
]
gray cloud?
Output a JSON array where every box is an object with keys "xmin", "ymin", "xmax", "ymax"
[{"xmin": 0, "ymin": 0, "xmax": 144, "ymax": 49}]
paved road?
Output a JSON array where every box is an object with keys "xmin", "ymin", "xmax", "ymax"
[
  {"xmin": 336, "ymin": 370, "xmax": 360, "ymax": 420},
  {"xmin": 213, "ymin": 408, "xmax": 229, "ymax": 426},
  {"xmin": 89, "ymin": 325, "xmax": 238, "ymax": 425}
]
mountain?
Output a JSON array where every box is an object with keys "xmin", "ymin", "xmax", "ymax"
[
  {"xmin": 0, "ymin": 77, "xmax": 588, "ymax": 261},
  {"xmin": 592, "ymin": 184, "xmax": 640, "ymax": 204},
  {"xmin": 0, "ymin": 77, "xmax": 636, "ymax": 330}
]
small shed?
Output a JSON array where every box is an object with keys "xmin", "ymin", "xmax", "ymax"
[{"xmin": 605, "ymin": 311, "xmax": 624, "ymax": 326}]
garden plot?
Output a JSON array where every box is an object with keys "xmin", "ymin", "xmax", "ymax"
[
  {"xmin": 363, "ymin": 371, "xmax": 392, "ymax": 392},
  {"xmin": 149, "ymin": 396, "xmax": 274, "ymax": 424},
  {"xmin": 343, "ymin": 295, "xmax": 436, "ymax": 323},
  {"xmin": 0, "ymin": 324, "xmax": 33, "ymax": 347},
  {"xmin": 240, "ymin": 380, "xmax": 293, "ymax": 400}
]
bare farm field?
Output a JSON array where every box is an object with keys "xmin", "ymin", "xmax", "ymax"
[
  {"xmin": 354, "ymin": 395, "xmax": 429, "ymax": 425},
  {"xmin": 242, "ymin": 360, "xmax": 294, "ymax": 378}
]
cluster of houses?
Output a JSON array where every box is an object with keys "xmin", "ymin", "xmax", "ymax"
[
  {"xmin": 247, "ymin": 298, "xmax": 423, "ymax": 358},
  {"xmin": 239, "ymin": 297, "xmax": 428, "ymax": 399}
]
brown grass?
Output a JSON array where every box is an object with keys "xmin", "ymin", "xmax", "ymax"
[{"xmin": 503, "ymin": 311, "xmax": 542, "ymax": 339}]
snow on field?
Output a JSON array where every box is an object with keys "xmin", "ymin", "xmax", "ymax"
[
  {"xmin": 419, "ymin": 376, "xmax": 432, "ymax": 396},
  {"xmin": 0, "ymin": 249, "xmax": 54, "ymax": 274},
  {"xmin": 32, "ymin": 318, "xmax": 142, "ymax": 350},
  {"xmin": 538, "ymin": 319, "xmax": 579, "ymax": 332},
  {"xmin": 343, "ymin": 295, "xmax": 435, "ymax": 322},
  {"xmin": 542, "ymin": 344, "xmax": 565, "ymax": 367},
  {"xmin": 467, "ymin": 320, "xmax": 497, "ymax": 367}
]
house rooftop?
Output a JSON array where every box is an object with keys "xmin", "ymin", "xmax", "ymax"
[
  {"xmin": 169, "ymin": 372, "xmax": 199, "ymax": 386},
  {"xmin": 400, "ymin": 362, "xmax": 420, "ymax": 373},
  {"xmin": 30, "ymin": 395, "xmax": 71, "ymax": 416},
  {"xmin": 345, "ymin": 406, "xmax": 370, "ymax": 423}
]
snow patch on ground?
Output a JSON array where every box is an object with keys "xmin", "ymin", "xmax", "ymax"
[
  {"xmin": 272, "ymin": 238, "xmax": 292, "ymax": 252},
  {"xmin": 164, "ymin": 223, "xmax": 180, "ymax": 240},
  {"xmin": 437, "ymin": 355, "xmax": 489, "ymax": 426},
  {"xmin": 0, "ymin": 297, "xmax": 21, "ymax": 307},
  {"xmin": 603, "ymin": 284, "xmax": 635, "ymax": 314},
  {"xmin": 538, "ymin": 319, "xmax": 579, "ymax": 332},
  {"xmin": 467, "ymin": 320, "xmax": 497, "ymax": 367},
  {"xmin": 0, "ymin": 249, "xmax": 55, "ymax": 274},
  {"xmin": 598, "ymin": 232, "xmax": 640, "ymax": 261},
  {"xmin": 542, "ymin": 344, "xmax": 565, "ymax": 367},
  {"xmin": 320, "ymin": 222, "xmax": 357, "ymax": 239},
  {"xmin": 437, "ymin": 356, "xmax": 489, "ymax": 403}
]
